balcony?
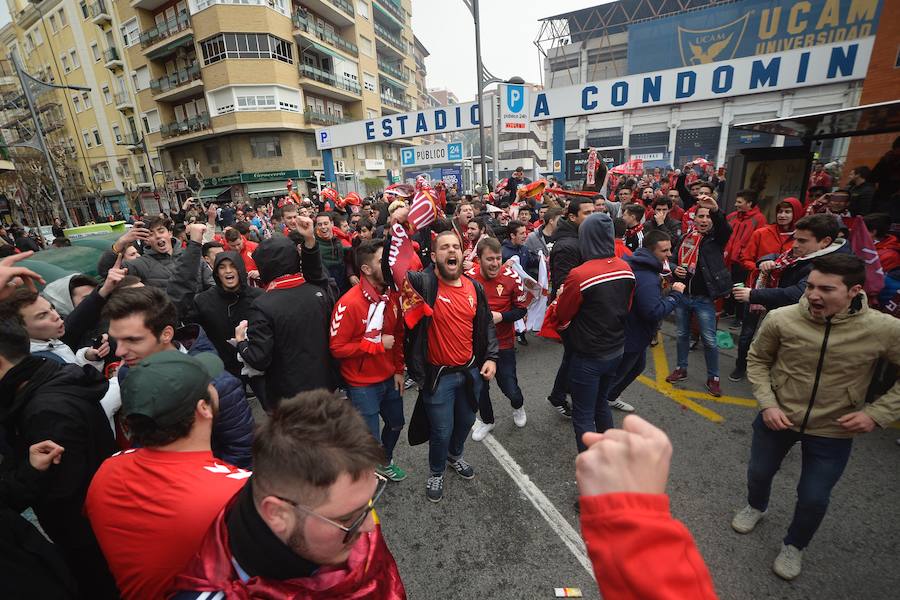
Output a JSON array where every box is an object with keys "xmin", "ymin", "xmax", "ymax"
[
  {"xmin": 380, "ymin": 92, "xmax": 410, "ymax": 112},
  {"xmin": 299, "ymin": 63, "xmax": 361, "ymax": 101},
  {"xmin": 374, "ymin": 23, "xmax": 406, "ymax": 55},
  {"xmin": 114, "ymin": 92, "xmax": 133, "ymax": 111},
  {"xmin": 150, "ymin": 64, "xmax": 204, "ymax": 102},
  {"xmin": 303, "ymin": 109, "xmax": 349, "ymax": 126},
  {"xmin": 374, "ymin": 0, "xmax": 403, "ymax": 24},
  {"xmin": 89, "ymin": 1, "xmax": 111, "ymax": 25},
  {"xmin": 294, "ymin": 0, "xmax": 354, "ymax": 28},
  {"xmin": 160, "ymin": 113, "xmax": 211, "ymax": 140},
  {"xmin": 293, "ymin": 12, "xmax": 358, "ymax": 57},
  {"xmin": 377, "ymin": 59, "xmax": 407, "ymax": 82},
  {"xmin": 140, "ymin": 13, "xmax": 193, "ymax": 58},
  {"xmin": 103, "ymin": 47, "xmax": 124, "ymax": 70},
  {"xmin": 120, "ymin": 132, "xmax": 142, "ymax": 149}
]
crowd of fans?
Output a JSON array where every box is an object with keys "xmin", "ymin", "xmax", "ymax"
[{"xmin": 0, "ymin": 138, "xmax": 898, "ymax": 599}]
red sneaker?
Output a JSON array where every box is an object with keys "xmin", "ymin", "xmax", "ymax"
[
  {"xmin": 706, "ymin": 377, "xmax": 722, "ymax": 397},
  {"xmin": 665, "ymin": 368, "xmax": 688, "ymax": 383}
]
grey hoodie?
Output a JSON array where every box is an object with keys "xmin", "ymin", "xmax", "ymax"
[{"xmin": 578, "ymin": 212, "xmax": 615, "ymax": 261}]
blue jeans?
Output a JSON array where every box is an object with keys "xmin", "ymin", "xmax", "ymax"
[
  {"xmin": 604, "ymin": 350, "xmax": 647, "ymax": 403},
  {"xmin": 423, "ymin": 369, "xmax": 483, "ymax": 476},
  {"xmin": 569, "ymin": 352, "xmax": 623, "ymax": 451},
  {"xmin": 478, "ymin": 348, "xmax": 524, "ymax": 424},
  {"xmin": 746, "ymin": 414, "xmax": 853, "ymax": 549},
  {"xmin": 346, "ymin": 378, "xmax": 405, "ymax": 462},
  {"xmin": 675, "ymin": 295, "xmax": 719, "ymax": 378}
]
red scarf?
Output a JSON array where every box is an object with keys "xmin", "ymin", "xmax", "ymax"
[
  {"xmin": 625, "ymin": 222, "xmax": 644, "ymax": 242},
  {"xmin": 171, "ymin": 504, "xmax": 406, "ymax": 600},
  {"xmin": 266, "ymin": 273, "xmax": 306, "ymax": 291},
  {"xmin": 388, "ymin": 223, "xmax": 433, "ymax": 329},
  {"xmin": 677, "ymin": 229, "xmax": 704, "ymax": 275},
  {"xmin": 359, "ymin": 277, "xmax": 389, "ymax": 355}
]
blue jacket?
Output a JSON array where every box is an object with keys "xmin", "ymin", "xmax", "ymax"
[
  {"xmin": 623, "ymin": 248, "xmax": 684, "ymax": 353},
  {"xmin": 501, "ymin": 239, "xmax": 533, "ymax": 273},
  {"xmin": 117, "ymin": 325, "xmax": 255, "ymax": 468}
]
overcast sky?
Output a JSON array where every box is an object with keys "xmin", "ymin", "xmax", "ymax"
[{"xmin": 411, "ymin": 0, "xmax": 611, "ymax": 101}]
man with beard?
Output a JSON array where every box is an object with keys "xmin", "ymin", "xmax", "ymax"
[
  {"xmin": 106, "ymin": 286, "xmax": 255, "ymax": 468},
  {"xmin": 170, "ymin": 391, "xmax": 406, "ymax": 599},
  {"xmin": 404, "ymin": 230, "xmax": 498, "ymax": 502},
  {"xmin": 468, "ymin": 237, "xmax": 529, "ymax": 441},
  {"xmin": 330, "ymin": 241, "xmax": 407, "ymax": 482},
  {"xmin": 84, "ymin": 351, "xmax": 248, "ymax": 600}
]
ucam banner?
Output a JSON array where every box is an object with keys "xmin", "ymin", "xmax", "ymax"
[
  {"xmin": 399, "ymin": 142, "xmax": 464, "ymax": 167},
  {"xmin": 315, "ymin": 38, "xmax": 871, "ymax": 148}
]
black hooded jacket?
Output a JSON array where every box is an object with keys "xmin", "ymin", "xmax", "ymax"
[
  {"xmin": 237, "ymin": 234, "xmax": 335, "ymax": 405},
  {"xmin": 549, "ymin": 217, "xmax": 580, "ymax": 300},
  {"xmin": 192, "ymin": 251, "xmax": 264, "ymax": 377}
]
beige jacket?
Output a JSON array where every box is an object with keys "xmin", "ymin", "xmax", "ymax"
[{"xmin": 747, "ymin": 293, "xmax": 900, "ymax": 438}]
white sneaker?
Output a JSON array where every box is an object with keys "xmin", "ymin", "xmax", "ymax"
[
  {"xmin": 731, "ymin": 505, "xmax": 767, "ymax": 534},
  {"xmin": 773, "ymin": 544, "xmax": 803, "ymax": 580},
  {"xmin": 471, "ymin": 421, "xmax": 495, "ymax": 442},
  {"xmin": 609, "ymin": 398, "xmax": 635, "ymax": 412},
  {"xmin": 512, "ymin": 407, "xmax": 527, "ymax": 427}
]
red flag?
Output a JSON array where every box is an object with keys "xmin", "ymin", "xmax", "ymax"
[
  {"xmin": 610, "ymin": 159, "xmax": 645, "ymax": 176},
  {"xmin": 408, "ymin": 187, "xmax": 440, "ymax": 231},
  {"xmin": 388, "ymin": 223, "xmax": 433, "ymax": 329}
]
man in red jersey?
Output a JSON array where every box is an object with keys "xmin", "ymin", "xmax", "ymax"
[
  {"xmin": 330, "ymin": 240, "xmax": 407, "ymax": 482},
  {"xmin": 467, "ymin": 237, "xmax": 530, "ymax": 441},
  {"xmin": 85, "ymin": 351, "xmax": 249, "ymax": 600}
]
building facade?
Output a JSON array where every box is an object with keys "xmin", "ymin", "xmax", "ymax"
[{"xmin": 1, "ymin": 0, "xmax": 420, "ymax": 223}]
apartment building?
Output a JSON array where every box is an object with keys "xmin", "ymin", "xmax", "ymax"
[{"xmin": 0, "ymin": 0, "xmax": 419, "ymax": 222}]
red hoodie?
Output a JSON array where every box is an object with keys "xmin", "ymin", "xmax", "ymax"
[
  {"xmin": 581, "ymin": 493, "xmax": 718, "ymax": 600},
  {"xmin": 223, "ymin": 235, "xmax": 259, "ymax": 272},
  {"xmin": 724, "ymin": 206, "xmax": 767, "ymax": 267},
  {"xmin": 875, "ymin": 234, "xmax": 900, "ymax": 273},
  {"xmin": 739, "ymin": 197, "xmax": 803, "ymax": 285}
]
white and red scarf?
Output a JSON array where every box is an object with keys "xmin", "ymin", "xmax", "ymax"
[
  {"xmin": 359, "ymin": 277, "xmax": 389, "ymax": 355},
  {"xmin": 265, "ymin": 273, "xmax": 306, "ymax": 291},
  {"xmin": 677, "ymin": 229, "xmax": 704, "ymax": 275}
]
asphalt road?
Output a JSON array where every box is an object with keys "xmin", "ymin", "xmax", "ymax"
[{"xmin": 377, "ymin": 321, "xmax": 900, "ymax": 600}]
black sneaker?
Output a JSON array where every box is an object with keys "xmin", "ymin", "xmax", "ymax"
[
  {"xmin": 403, "ymin": 376, "xmax": 416, "ymax": 390},
  {"xmin": 447, "ymin": 457, "xmax": 475, "ymax": 479},
  {"xmin": 729, "ymin": 321, "xmax": 743, "ymax": 331},
  {"xmin": 517, "ymin": 332, "xmax": 529, "ymax": 346},
  {"xmin": 548, "ymin": 396, "xmax": 572, "ymax": 418},
  {"xmin": 426, "ymin": 475, "xmax": 443, "ymax": 502},
  {"xmin": 728, "ymin": 368, "xmax": 746, "ymax": 382}
]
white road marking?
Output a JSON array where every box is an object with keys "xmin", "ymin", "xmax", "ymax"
[{"xmin": 481, "ymin": 434, "xmax": 596, "ymax": 579}]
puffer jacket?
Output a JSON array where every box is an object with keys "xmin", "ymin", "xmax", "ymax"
[
  {"xmin": 192, "ymin": 251, "xmax": 264, "ymax": 377},
  {"xmin": 125, "ymin": 241, "xmax": 202, "ymax": 316},
  {"xmin": 117, "ymin": 325, "xmax": 255, "ymax": 468},
  {"xmin": 548, "ymin": 218, "xmax": 580, "ymax": 300},
  {"xmin": 747, "ymin": 293, "xmax": 900, "ymax": 438},
  {"xmin": 622, "ymin": 248, "xmax": 683, "ymax": 353}
]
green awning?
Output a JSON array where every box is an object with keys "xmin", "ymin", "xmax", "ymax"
[
  {"xmin": 198, "ymin": 186, "xmax": 230, "ymax": 199},
  {"xmin": 373, "ymin": 1, "xmax": 404, "ymax": 28},
  {"xmin": 246, "ymin": 182, "xmax": 288, "ymax": 196},
  {"xmin": 304, "ymin": 41, "xmax": 343, "ymax": 61},
  {"xmin": 379, "ymin": 73, "xmax": 405, "ymax": 91}
]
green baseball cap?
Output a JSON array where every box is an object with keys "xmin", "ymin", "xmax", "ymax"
[{"xmin": 121, "ymin": 350, "xmax": 224, "ymax": 426}]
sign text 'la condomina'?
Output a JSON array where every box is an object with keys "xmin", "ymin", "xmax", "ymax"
[{"xmin": 315, "ymin": 39, "xmax": 873, "ymax": 150}]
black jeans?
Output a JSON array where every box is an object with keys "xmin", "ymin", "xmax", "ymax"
[
  {"xmin": 746, "ymin": 414, "xmax": 853, "ymax": 549},
  {"xmin": 478, "ymin": 348, "xmax": 524, "ymax": 424},
  {"xmin": 549, "ymin": 345, "xmax": 571, "ymax": 404},
  {"xmin": 734, "ymin": 310, "xmax": 762, "ymax": 372}
]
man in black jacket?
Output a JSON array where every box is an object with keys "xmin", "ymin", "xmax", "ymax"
[
  {"xmin": 547, "ymin": 197, "xmax": 595, "ymax": 417},
  {"xmin": 235, "ymin": 216, "xmax": 334, "ymax": 405},
  {"xmin": 0, "ymin": 318, "xmax": 119, "ymax": 599},
  {"xmin": 404, "ymin": 230, "xmax": 498, "ymax": 503},
  {"xmin": 667, "ymin": 196, "xmax": 732, "ymax": 397}
]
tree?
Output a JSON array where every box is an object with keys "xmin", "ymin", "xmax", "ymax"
[
  {"xmin": 361, "ymin": 177, "xmax": 383, "ymax": 195},
  {"xmin": 178, "ymin": 159, "xmax": 205, "ymax": 203}
]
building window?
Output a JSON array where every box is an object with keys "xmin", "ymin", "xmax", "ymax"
[
  {"xmin": 72, "ymin": 95, "xmax": 81, "ymax": 113},
  {"xmin": 357, "ymin": 0, "xmax": 369, "ymax": 18},
  {"xmin": 29, "ymin": 28, "xmax": 43, "ymax": 47},
  {"xmin": 237, "ymin": 94, "xmax": 276, "ymax": 111},
  {"xmin": 93, "ymin": 129, "xmax": 102, "ymax": 146},
  {"xmin": 79, "ymin": 1, "xmax": 88, "ymax": 19},
  {"xmin": 359, "ymin": 35, "xmax": 373, "ymax": 57},
  {"xmin": 121, "ymin": 18, "xmax": 139, "ymax": 47},
  {"xmin": 83, "ymin": 131, "xmax": 92, "ymax": 148},
  {"xmin": 250, "ymin": 135, "xmax": 282, "ymax": 158},
  {"xmin": 69, "ymin": 49, "xmax": 80, "ymax": 70},
  {"xmin": 58, "ymin": 8, "xmax": 67, "ymax": 27},
  {"xmin": 82, "ymin": 92, "xmax": 92, "ymax": 110},
  {"xmin": 91, "ymin": 43, "xmax": 101, "ymax": 62},
  {"xmin": 48, "ymin": 14, "xmax": 58, "ymax": 33},
  {"xmin": 112, "ymin": 125, "xmax": 122, "ymax": 142},
  {"xmin": 363, "ymin": 72, "xmax": 376, "ymax": 93},
  {"xmin": 200, "ymin": 33, "xmax": 294, "ymax": 65},
  {"xmin": 102, "ymin": 85, "xmax": 112, "ymax": 104}
]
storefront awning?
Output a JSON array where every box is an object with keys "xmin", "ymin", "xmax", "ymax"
[
  {"xmin": 198, "ymin": 186, "xmax": 230, "ymax": 199},
  {"xmin": 246, "ymin": 182, "xmax": 288, "ymax": 197},
  {"xmin": 733, "ymin": 100, "xmax": 900, "ymax": 142}
]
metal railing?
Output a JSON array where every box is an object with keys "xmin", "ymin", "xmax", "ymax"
[
  {"xmin": 113, "ymin": 91, "xmax": 131, "ymax": 106},
  {"xmin": 380, "ymin": 92, "xmax": 410, "ymax": 111},
  {"xmin": 89, "ymin": 1, "xmax": 110, "ymax": 19},
  {"xmin": 327, "ymin": 0, "xmax": 354, "ymax": 16},
  {"xmin": 103, "ymin": 47, "xmax": 122, "ymax": 64},
  {"xmin": 374, "ymin": 23, "xmax": 406, "ymax": 53},
  {"xmin": 160, "ymin": 113, "xmax": 211, "ymax": 139},
  {"xmin": 377, "ymin": 59, "xmax": 407, "ymax": 82},
  {"xmin": 293, "ymin": 13, "xmax": 358, "ymax": 56},
  {"xmin": 150, "ymin": 64, "xmax": 202, "ymax": 95},
  {"xmin": 374, "ymin": 0, "xmax": 403, "ymax": 23},
  {"xmin": 303, "ymin": 109, "xmax": 349, "ymax": 125},
  {"xmin": 140, "ymin": 13, "xmax": 192, "ymax": 49},
  {"xmin": 120, "ymin": 132, "xmax": 140, "ymax": 145},
  {"xmin": 299, "ymin": 63, "xmax": 361, "ymax": 95}
]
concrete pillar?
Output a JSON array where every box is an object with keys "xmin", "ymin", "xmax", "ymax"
[
  {"xmin": 622, "ymin": 112, "xmax": 632, "ymax": 158},
  {"xmin": 716, "ymin": 102, "xmax": 733, "ymax": 167}
]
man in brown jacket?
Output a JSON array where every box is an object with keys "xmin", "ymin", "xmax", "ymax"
[{"xmin": 732, "ymin": 253, "xmax": 900, "ymax": 581}]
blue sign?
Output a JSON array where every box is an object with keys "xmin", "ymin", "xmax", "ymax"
[
  {"xmin": 400, "ymin": 147, "xmax": 416, "ymax": 166},
  {"xmin": 506, "ymin": 84, "xmax": 525, "ymax": 112},
  {"xmin": 447, "ymin": 142, "xmax": 463, "ymax": 161},
  {"xmin": 627, "ymin": 0, "xmax": 881, "ymax": 74}
]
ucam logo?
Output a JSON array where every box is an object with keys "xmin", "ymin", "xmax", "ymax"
[{"xmin": 506, "ymin": 84, "xmax": 525, "ymax": 112}]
